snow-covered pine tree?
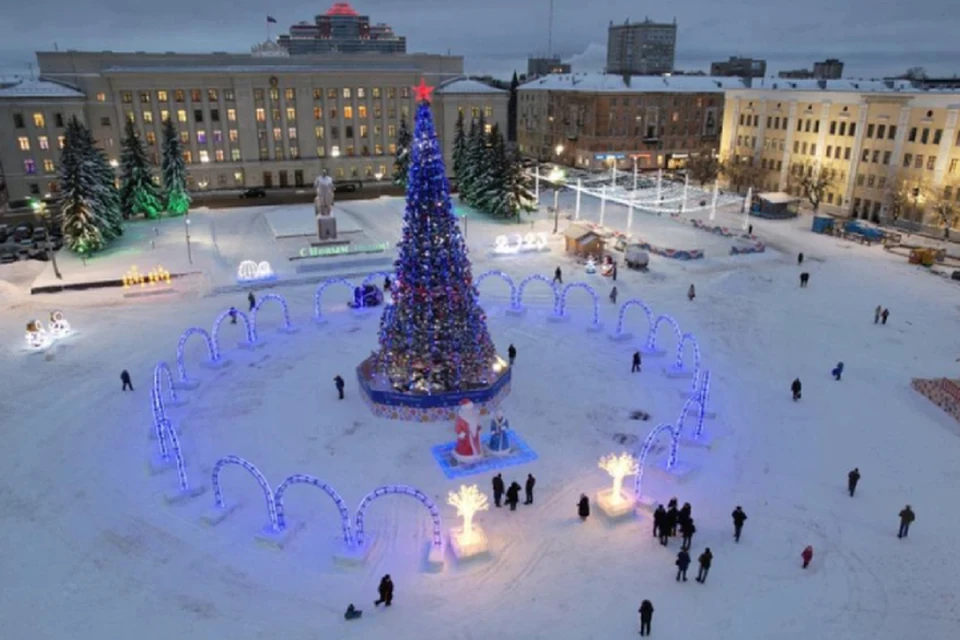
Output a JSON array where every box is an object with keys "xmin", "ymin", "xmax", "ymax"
[
  {"xmin": 86, "ymin": 130, "xmax": 123, "ymax": 239},
  {"xmin": 392, "ymin": 116, "xmax": 412, "ymax": 188},
  {"xmin": 476, "ymin": 124, "xmax": 506, "ymax": 214},
  {"xmin": 452, "ymin": 110, "xmax": 467, "ymax": 188},
  {"xmin": 458, "ymin": 117, "xmax": 478, "ymax": 202},
  {"xmin": 58, "ymin": 117, "xmax": 108, "ymax": 253},
  {"xmin": 462, "ymin": 112, "xmax": 487, "ymax": 207},
  {"xmin": 495, "ymin": 144, "xmax": 536, "ymax": 221},
  {"xmin": 120, "ymin": 118, "xmax": 162, "ymax": 219},
  {"xmin": 161, "ymin": 118, "xmax": 191, "ymax": 216}
]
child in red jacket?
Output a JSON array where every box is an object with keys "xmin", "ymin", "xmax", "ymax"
[{"xmin": 801, "ymin": 545, "xmax": 814, "ymax": 569}]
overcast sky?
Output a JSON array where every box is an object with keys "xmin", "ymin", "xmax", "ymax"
[{"xmin": 0, "ymin": 0, "xmax": 957, "ymax": 79}]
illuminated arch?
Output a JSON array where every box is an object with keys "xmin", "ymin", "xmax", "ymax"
[
  {"xmin": 314, "ymin": 277, "xmax": 355, "ymax": 321},
  {"xmin": 695, "ymin": 370, "xmax": 711, "ymax": 438},
  {"xmin": 251, "ymin": 293, "xmax": 294, "ymax": 338},
  {"xmin": 158, "ymin": 418, "xmax": 191, "ymax": 493},
  {"xmin": 153, "ymin": 361, "xmax": 179, "ymax": 406},
  {"xmin": 674, "ymin": 394, "xmax": 704, "ymax": 441},
  {"xmin": 614, "ymin": 298, "xmax": 654, "ymax": 337},
  {"xmin": 515, "ymin": 274, "xmax": 560, "ymax": 312},
  {"xmin": 274, "ymin": 474, "xmax": 354, "ymax": 546},
  {"xmin": 354, "ymin": 484, "xmax": 443, "ymax": 551},
  {"xmin": 151, "ymin": 388, "xmax": 169, "ymax": 458},
  {"xmin": 211, "ymin": 455, "xmax": 279, "ymax": 531},
  {"xmin": 475, "ymin": 270, "xmax": 518, "ymax": 306},
  {"xmin": 645, "ymin": 314, "xmax": 682, "ymax": 353},
  {"xmin": 361, "ymin": 271, "xmax": 395, "ymax": 300},
  {"xmin": 211, "ymin": 308, "xmax": 255, "ymax": 353},
  {"xmin": 676, "ymin": 333, "xmax": 702, "ymax": 390},
  {"xmin": 559, "ymin": 282, "xmax": 600, "ymax": 326},
  {"xmin": 633, "ymin": 423, "xmax": 681, "ymax": 500},
  {"xmin": 176, "ymin": 327, "xmax": 217, "ymax": 382}
]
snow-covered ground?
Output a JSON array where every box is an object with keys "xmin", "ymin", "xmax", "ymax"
[{"xmin": 2, "ymin": 195, "xmax": 960, "ymax": 640}]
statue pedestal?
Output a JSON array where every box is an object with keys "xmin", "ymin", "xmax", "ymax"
[{"xmin": 317, "ymin": 216, "xmax": 338, "ymax": 242}]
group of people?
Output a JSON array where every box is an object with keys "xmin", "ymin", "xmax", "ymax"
[
  {"xmin": 492, "ymin": 472, "xmax": 535, "ymax": 510},
  {"xmin": 873, "ymin": 304, "xmax": 891, "ymax": 325}
]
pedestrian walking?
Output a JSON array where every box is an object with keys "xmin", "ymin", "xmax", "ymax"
[
  {"xmin": 680, "ymin": 517, "xmax": 696, "ymax": 551},
  {"xmin": 374, "ymin": 575, "xmax": 393, "ymax": 607},
  {"xmin": 898, "ymin": 505, "xmax": 915, "ymax": 538},
  {"xmin": 791, "ymin": 378, "xmax": 802, "ymax": 401},
  {"xmin": 666, "ymin": 502, "xmax": 679, "ymax": 537},
  {"xmin": 492, "ymin": 473, "xmax": 505, "ymax": 507},
  {"xmin": 832, "ymin": 362, "xmax": 844, "ymax": 381},
  {"xmin": 848, "ymin": 468, "xmax": 861, "ymax": 497},
  {"xmin": 687, "ymin": 283, "xmax": 696, "ymax": 301},
  {"xmin": 732, "ymin": 506, "xmax": 747, "ymax": 542},
  {"xmin": 334, "ymin": 375, "xmax": 345, "ymax": 400},
  {"xmin": 653, "ymin": 504, "xmax": 666, "ymax": 539},
  {"xmin": 248, "ymin": 291, "xmax": 256, "ymax": 312},
  {"xmin": 229, "ymin": 307, "xmax": 238, "ymax": 324},
  {"xmin": 632, "ymin": 350, "xmax": 642, "ymax": 373},
  {"xmin": 801, "ymin": 545, "xmax": 814, "ymax": 569},
  {"xmin": 610, "ymin": 286, "xmax": 618, "ymax": 304},
  {"xmin": 696, "ymin": 548, "xmax": 713, "ymax": 583},
  {"xmin": 120, "ymin": 370, "xmax": 134, "ymax": 391},
  {"xmin": 553, "ymin": 266, "xmax": 563, "ymax": 284},
  {"xmin": 638, "ymin": 600, "xmax": 654, "ymax": 637},
  {"xmin": 506, "ymin": 481, "xmax": 521, "ymax": 511},
  {"xmin": 798, "ymin": 252, "xmax": 804, "ymax": 265},
  {"xmin": 799, "ymin": 272, "xmax": 810, "ymax": 287},
  {"xmin": 657, "ymin": 507, "xmax": 670, "ymax": 546},
  {"xmin": 748, "ymin": 224, "xmax": 753, "ymax": 235},
  {"xmin": 383, "ymin": 275, "xmax": 392, "ymax": 292},
  {"xmin": 612, "ymin": 262, "xmax": 618, "ymax": 281},
  {"xmin": 344, "ymin": 604, "xmax": 362, "ymax": 620},
  {"xmin": 524, "ymin": 473, "xmax": 536, "ymax": 505},
  {"xmin": 678, "ymin": 502, "xmax": 692, "ymax": 530},
  {"xmin": 881, "ymin": 308, "xmax": 890, "ymax": 325},
  {"xmin": 874, "ymin": 305, "xmax": 882, "ymax": 324},
  {"xmin": 577, "ymin": 494, "xmax": 590, "ymax": 521},
  {"xmin": 675, "ymin": 549, "xmax": 691, "ymax": 581},
  {"xmin": 507, "ymin": 343, "xmax": 517, "ymax": 365}
]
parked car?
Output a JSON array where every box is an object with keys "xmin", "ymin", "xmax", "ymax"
[
  {"xmin": 624, "ymin": 243, "xmax": 650, "ymax": 270},
  {"xmin": 335, "ymin": 181, "xmax": 361, "ymax": 193},
  {"xmin": 239, "ymin": 187, "xmax": 267, "ymax": 198}
]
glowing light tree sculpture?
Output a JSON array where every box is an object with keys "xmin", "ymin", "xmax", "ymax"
[
  {"xmin": 447, "ymin": 484, "xmax": 491, "ymax": 560},
  {"xmin": 596, "ymin": 452, "xmax": 640, "ymax": 520}
]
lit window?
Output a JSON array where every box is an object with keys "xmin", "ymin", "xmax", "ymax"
[
  {"xmin": 484, "ymin": 123, "xmax": 492, "ymax": 134},
  {"xmin": 160, "ymin": 109, "xmax": 170, "ymax": 122},
  {"xmin": 269, "ymin": 88, "xmax": 279, "ymax": 101},
  {"xmin": 229, "ymin": 129, "xmax": 239, "ymax": 142},
  {"xmin": 122, "ymin": 91, "xmax": 133, "ymax": 103},
  {"xmin": 38, "ymin": 136, "xmax": 49, "ymax": 150},
  {"xmin": 272, "ymin": 127, "xmax": 282, "ymax": 141},
  {"xmin": 379, "ymin": 164, "xmax": 387, "ymax": 175},
  {"xmin": 24, "ymin": 159, "xmax": 36, "ymax": 174},
  {"xmin": 358, "ymin": 105, "xmax": 367, "ymax": 119},
  {"xmin": 17, "ymin": 136, "xmax": 30, "ymax": 151},
  {"xmin": 208, "ymin": 89, "xmax": 218, "ymax": 102},
  {"xmin": 231, "ymin": 149, "xmax": 241, "ymax": 161},
  {"xmin": 388, "ymin": 125, "xmax": 396, "ymax": 137},
  {"xmin": 331, "ymin": 145, "xmax": 340, "ymax": 156},
  {"xmin": 254, "ymin": 89, "xmax": 265, "ymax": 101},
  {"xmin": 197, "ymin": 130, "xmax": 207, "ymax": 144},
  {"xmin": 96, "ymin": 92, "xmax": 106, "ymax": 102},
  {"xmin": 224, "ymin": 89, "xmax": 235, "ymax": 101},
  {"xmin": 33, "ymin": 113, "xmax": 45, "ymax": 128},
  {"xmin": 471, "ymin": 107, "xmax": 480, "ymax": 118},
  {"xmin": 335, "ymin": 167, "xmax": 345, "ymax": 178},
  {"xmin": 215, "ymin": 149, "xmax": 224, "ymax": 162},
  {"xmin": 357, "ymin": 87, "xmax": 366, "ymax": 98},
  {"xmin": 290, "ymin": 145, "xmax": 300, "ymax": 159},
  {"xmin": 189, "ymin": 89, "xmax": 200, "ymax": 102},
  {"xmin": 359, "ymin": 124, "xmax": 368, "ymax": 137},
  {"xmin": 233, "ymin": 170, "xmax": 243, "ymax": 183},
  {"xmin": 374, "ymin": 124, "xmax": 382, "ymax": 136},
  {"xmin": 327, "ymin": 88, "xmax": 337, "ymax": 99},
  {"xmin": 43, "ymin": 159, "xmax": 55, "ymax": 173},
  {"xmin": 387, "ymin": 88, "xmax": 396, "ymax": 99},
  {"xmin": 57, "ymin": 135, "xmax": 65, "ymax": 149},
  {"xmin": 288, "ymin": 127, "xmax": 297, "ymax": 139},
  {"xmin": 143, "ymin": 111, "xmax": 154, "ymax": 123},
  {"xmin": 484, "ymin": 106, "xmax": 493, "ymax": 118},
  {"xmin": 146, "ymin": 132, "xmax": 156, "ymax": 144},
  {"xmin": 177, "ymin": 110, "xmax": 187, "ymax": 123},
  {"xmin": 126, "ymin": 111, "xmax": 135, "ymax": 123},
  {"xmin": 256, "ymin": 108, "xmax": 266, "ymax": 122},
  {"xmin": 401, "ymin": 87, "xmax": 410, "ymax": 98},
  {"xmin": 286, "ymin": 107, "xmax": 296, "ymax": 120},
  {"xmin": 313, "ymin": 88, "xmax": 323, "ymax": 100},
  {"xmin": 285, "ymin": 88, "xmax": 295, "ymax": 101},
  {"xmin": 372, "ymin": 87, "xmax": 381, "ymax": 98},
  {"xmin": 226, "ymin": 108, "xmax": 236, "ymax": 122},
  {"xmin": 199, "ymin": 150, "xmax": 209, "ymax": 163},
  {"xmin": 343, "ymin": 88, "xmax": 352, "ymax": 99},
  {"xmin": 174, "ymin": 90, "xmax": 185, "ymax": 102},
  {"xmin": 388, "ymin": 143, "xmax": 396, "ymax": 154},
  {"xmin": 272, "ymin": 109, "xmax": 281, "ymax": 122},
  {"xmin": 213, "ymin": 130, "xmax": 223, "ymax": 143},
  {"xmin": 157, "ymin": 90, "xmax": 168, "ymax": 102},
  {"xmin": 183, "ymin": 150, "xmax": 193, "ymax": 163},
  {"xmin": 314, "ymin": 107, "xmax": 322, "ymax": 120},
  {"xmin": 180, "ymin": 131, "xmax": 189, "ymax": 144},
  {"xmin": 374, "ymin": 143, "xmax": 383, "ymax": 155},
  {"xmin": 317, "ymin": 146, "xmax": 326, "ymax": 157},
  {"xmin": 344, "ymin": 106, "xmax": 353, "ymax": 119},
  {"xmin": 401, "ymin": 105, "xmax": 409, "ymax": 118},
  {"xmin": 315, "ymin": 125, "xmax": 325, "ymax": 139}
]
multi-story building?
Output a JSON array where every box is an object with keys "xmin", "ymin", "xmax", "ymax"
[
  {"xmin": 0, "ymin": 49, "xmax": 465, "ymax": 201},
  {"xmin": 518, "ymin": 73, "xmax": 737, "ymax": 170},
  {"xmin": 721, "ymin": 79, "xmax": 960, "ymax": 229},
  {"xmin": 527, "ymin": 57, "xmax": 571, "ymax": 78},
  {"xmin": 710, "ymin": 57, "xmax": 767, "ymax": 78},
  {"xmin": 813, "ymin": 59, "xmax": 844, "ymax": 80},
  {"xmin": 277, "ymin": 2, "xmax": 406, "ymax": 55},
  {"xmin": 433, "ymin": 79, "xmax": 509, "ymax": 166},
  {"xmin": 606, "ymin": 18, "xmax": 677, "ymax": 76}
]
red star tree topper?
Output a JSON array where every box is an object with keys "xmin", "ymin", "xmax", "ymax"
[{"xmin": 413, "ymin": 78, "xmax": 434, "ymax": 103}]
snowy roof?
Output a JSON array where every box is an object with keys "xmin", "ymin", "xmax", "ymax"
[
  {"xmin": 563, "ymin": 222, "xmax": 599, "ymax": 241},
  {"xmin": 758, "ymin": 192, "xmax": 801, "ymax": 204},
  {"xmin": 103, "ymin": 63, "xmax": 422, "ymax": 74},
  {"xmin": 735, "ymin": 78, "xmax": 960, "ymax": 94},
  {"xmin": 435, "ymin": 78, "xmax": 507, "ymax": 95},
  {"xmin": 0, "ymin": 78, "xmax": 84, "ymax": 99},
  {"xmin": 519, "ymin": 73, "xmax": 746, "ymax": 94}
]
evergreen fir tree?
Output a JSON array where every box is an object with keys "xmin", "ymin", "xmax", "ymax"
[
  {"xmin": 462, "ymin": 112, "xmax": 487, "ymax": 206},
  {"xmin": 58, "ymin": 117, "xmax": 109, "ymax": 253},
  {"xmin": 507, "ymin": 71, "xmax": 519, "ymax": 142},
  {"xmin": 120, "ymin": 118, "xmax": 162, "ymax": 219},
  {"xmin": 452, "ymin": 110, "xmax": 467, "ymax": 188},
  {"xmin": 495, "ymin": 144, "xmax": 537, "ymax": 221},
  {"xmin": 392, "ymin": 116, "xmax": 412, "ymax": 187},
  {"xmin": 475, "ymin": 124, "xmax": 505, "ymax": 214},
  {"xmin": 161, "ymin": 118, "xmax": 191, "ymax": 216},
  {"xmin": 458, "ymin": 117, "xmax": 478, "ymax": 202},
  {"xmin": 374, "ymin": 84, "xmax": 499, "ymax": 392}
]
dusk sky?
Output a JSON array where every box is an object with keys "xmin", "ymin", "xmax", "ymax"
[{"xmin": 0, "ymin": 0, "xmax": 957, "ymax": 79}]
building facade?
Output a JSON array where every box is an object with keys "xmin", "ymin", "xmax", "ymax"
[
  {"xmin": 527, "ymin": 57, "xmax": 571, "ymax": 78},
  {"xmin": 720, "ymin": 79, "xmax": 960, "ymax": 229},
  {"xmin": 518, "ymin": 73, "xmax": 736, "ymax": 170},
  {"xmin": 710, "ymin": 57, "xmax": 767, "ymax": 78},
  {"xmin": 606, "ymin": 18, "xmax": 677, "ymax": 76},
  {"xmin": 0, "ymin": 49, "xmax": 463, "ymax": 202},
  {"xmin": 278, "ymin": 2, "xmax": 406, "ymax": 55},
  {"xmin": 433, "ymin": 79, "xmax": 509, "ymax": 167},
  {"xmin": 813, "ymin": 59, "xmax": 844, "ymax": 80}
]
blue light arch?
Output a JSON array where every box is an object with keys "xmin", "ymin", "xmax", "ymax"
[
  {"xmin": 559, "ymin": 282, "xmax": 600, "ymax": 326},
  {"xmin": 354, "ymin": 484, "xmax": 443, "ymax": 551},
  {"xmin": 274, "ymin": 473, "xmax": 354, "ymax": 546},
  {"xmin": 211, "ymin": 455, "xmax": 279, "ymax": 532},
  {"xmin": 314, "ymin": 277, "xmax": 355, "ymax": 321}
]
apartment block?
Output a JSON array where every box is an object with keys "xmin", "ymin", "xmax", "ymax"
[{"xmin": 606, "ymin": 18, "xmax": 677, "ymax": 76}]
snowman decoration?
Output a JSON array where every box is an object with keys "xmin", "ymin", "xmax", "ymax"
[
  {"xmin": 487, "ymin": 411, "xmax": 512, "ymax": 456},
  {"xmin": 585, "ymin": 255, "xmax": 597, "ymax": 275},
  {"xmin": 25, "ymin": 319, "xmax": 52, "ymax": 350},
  {"xmin": 452, "ymin": 399, "xmax": 485, "ymax": 463},
  {"xmin": 48, "ymin": 310, "xmax": 71, "ymax": 338}
]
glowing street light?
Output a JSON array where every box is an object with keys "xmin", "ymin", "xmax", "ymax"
[
  {"xmin": 447, "ymin": 484, "xmax": 489, "ymax": 543},
  {"xmin": 598, "ymin": 452, "xmax": 639, "ymax": 505},
  {"xmin": 555, "ymin": 143, "xmax": 564, "ymax": 157},
  {"xmin": 549, "ymin": 167, "xmax": 567, "ymax": 234}
]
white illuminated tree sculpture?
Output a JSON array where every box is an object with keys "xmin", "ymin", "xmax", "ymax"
[
  {"xmin": 599, "ymin": 452, "xmax": 639, "ymax": 504},
  {"xmin": 448, "ymin": 484, "xmax": 489, "ymax": 543}
]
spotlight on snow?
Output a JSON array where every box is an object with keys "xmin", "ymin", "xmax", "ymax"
[
  {"xmin": 447, "ymin": 484, "xmax": 490, "ymax": 561},
  {"xmin": 597, "ymin": 452, "xmax": 639, "ymax": 521}
]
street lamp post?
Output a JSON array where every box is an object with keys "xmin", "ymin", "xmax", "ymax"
[
  {"xmin": 184, "ymin": 215, "xmax": 193, "ymax": 265},
  {"xmin": 549, "ymin": 167, "xmax": 566, "ymax": 233},
  {"xmin": 374, "ymin": 171, "xmax": 384, "ymax": 199}
]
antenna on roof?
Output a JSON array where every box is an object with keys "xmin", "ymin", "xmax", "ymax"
[{"xmin": 547, "ymin": 0, "xmax": 554, "ymax": 57}]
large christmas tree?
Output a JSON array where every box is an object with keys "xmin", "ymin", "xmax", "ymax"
[
  {"xmin": 120, "ymin": 118, "xmax": 162, "ymax": 219},
  {"xmin": 375, "ymin": 80, "xmax": 499, "ymax": 393}
]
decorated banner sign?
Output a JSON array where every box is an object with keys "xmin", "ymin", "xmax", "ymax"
[
  {"xmin": 493, "ymin": 232, "xmax": 549, "ymax": 255},
  {"xmin": 297, "ymin": 242, "xmax": 391, "ymax": 259}
]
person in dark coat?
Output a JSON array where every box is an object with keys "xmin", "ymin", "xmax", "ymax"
[
  {"xmin": 638, "ymin": 600, "xmax": 654, "ymax": 636},
  {"xmin": 383, "ymin": 275, "xmax": 392, "ymax": 292},
  {"xmin": 610, "ymin": 286, "xmax": 618, "ymax": 304},
  {"xmin": 374, "ymin": 575, "xmax": 393, "ymax": 606},
  {"xmin": 680, "ymin": 517, "xmax": 696, "ymax": 551},
  {"xmin": 687, "ymin": 283, "xmax": 696, "ymax": 301},
  {"xmin": 506, "ymin": 481, "xmax": 521, "ymax": 511},
  {"xmin": 524, "ymin": 473, "xmax": 536, "ymax": 505},
  {"xmin": 732, "ymin": 506, "xmax": 747, "ymax": 542},
  {"xmin": 507, "ymin": 343, "xmax": 517, "ymax": 366},
  {"xmin": 791, "ymin": 378, "xmax": 802, "ymax": 401},
  {"xmin": 247, "ymin": 291, "xmax": 256, "ymax": 311},
  {"xmin": 653, "ymin": 504, "xmax": 666, "ymax": 539},
  {"xmin": 678, "ymin": 502, "xmax": 692, "ymax": 530},
  {"xmin": 492, "ymin": 473, "xmax": 505, "ymax": 507},
  {"xmin": 797, "ymin": 252, "xmax": 804, "ymax": 265},
  {"xmin": 334, "ymin": 375, "xmax": 345, "ymax": 400},
  {"xmin": 120, "ymin": 370, "xmax": 134, "ymax": 391},
  {"xmin": 874, "ymin": 305, "xmax": 882, "ymax": 324},
  {"xmin": 229, "ymin": 307, "xmax": 238, "ymax": 324},
  {"xmin": 801, "ymin": 545, "xmax": 813, "ymax": 569},
  {"xmin": 675, "ymin": 549, "xmax": 691, "ymax": 581},
  {"xmin": 344, "ymin": 604, "xmax": 362, "ymax": 620},
  {"xmin": 696, "ymin": 547, "xmax": 713, "ymax": 583},
  {"xmin": 666, "ymin": 503, "xmax": 679, "ymax": 537},
  {"xmin": 748, "ymin": 224, "xmax": 753, "ymax": 235},
  {"xmin": 612, "ymin": 262, "xmax": 618, "ymax": 281},
  {"xmin": 577, "ymin": 494, "xmax": 590, "ymax": 520},
  {"xmin": 832, "ymin": 362, "xmax": 844, "ymax": 381},
  {"xmin": 848, "ymin": 468, "xmax": 861, "ymax": 496},
  {"xmin": 898, "ymin": 505, "xmax": 915, "ymax": 538},
  {"xmin": 881, "ymin": 308, "xmax": 890, "ymax": 325},
  {"xmin": 799, "ymin": 272, "xmax": 810, "ymax": 287},
  {"xmin": 553, "ymin": 266, "xmax": 563, "ymax": 284},
  {"xmin": 632, "ymin": 350, "xmax": 642, "ymax": 373}
]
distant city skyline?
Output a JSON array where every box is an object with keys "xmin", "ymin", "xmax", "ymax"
[{"xmin": 0, "ymin": 0, "xmax": 956, "ymax": 80}]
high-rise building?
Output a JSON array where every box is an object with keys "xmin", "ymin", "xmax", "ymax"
[
  {"xmin": 710, "ymin": 57, "xmax": 767, "ymax": 78},
  {"xmin": 606, "ymin": 18, "xmax": 677, "ymax": 76},
  {"xmin": 277, "ymin": 2, "xmax": 406, "ymax": 55},
  {"xmin": 813, "ymin": 59, "xmax": 844, "ymax": 80},
  {"xmin": 527, "ymin": 57, "xmax": 571, "ymax": 78}
]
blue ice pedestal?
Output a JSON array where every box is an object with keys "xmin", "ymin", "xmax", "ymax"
[
  {"xmin": 314, "ymin": 316, "xmax": 330, "ymax": 326},
  {"xmin": 586, "ymin": 321, "xmax": 604, "ymax": 333},
  {"xmin": 609, "ymin": 331, "xmax": 633, "ymax": 342},
  {"xmin": 651, "ymin": 460, "xmax": 699, "ymax": 483},
  {"xmin": 334, "ymin": 539, "xmax": 374, "ymax": 566},
  {"xmin": 201, "ymin": 358, "xmax": 231, "ymax": 370},
  {"xmin": 164, "ymin": 484, "xmax": 206, "ymax": 505},
  {"xmin": 256, "ymin": 521, "xmax": 305, "ymax": 550},
  {"xmin": 201, "ymin": 502, "xmax": 241, "ymax": 527},
  {"xmin": 276, "ymin": 325, "xmax": 300, "ymax": 335},
  {"xmin": 681, "ymin": 425, "xmax": 724, "ymax": 450},
  {"xmin": 505, "ymin": 305, "xmax": 526, "ymax": 317},
  {"xmin": 147, "ymin": 453, "xmax": 174, "ymax": 475},
  {"xmin": 663, "ymin": 365, "xmax": 695, "ymax": 379},
  {"xmin": 546, "ymin": 312, "xmax": 569, "ymax": 324},
  {"xmin": 238, "ymin": 339, "xmax": 265, "ymax": 350}
]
